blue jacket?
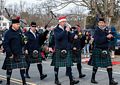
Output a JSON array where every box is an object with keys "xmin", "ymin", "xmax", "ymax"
[
  {"xmin": 3, "ymin": 28, "xmax": 23, "ymax": 56},
  {"xmin": 54, "ymin": 25, "xmax": 74, "ymax": 50}
]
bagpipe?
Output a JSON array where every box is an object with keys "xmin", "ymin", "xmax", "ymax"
[
  {"xmin": 39, "ymin": 11, "xmax": 57, "ymax": 46},
  {"xmin": 44, "ymin": 11, "xmax": 57, "ymax": 29},
  {"xmin": 5, "ymin": 8, "xmax": 30, "ymax": 58},
  {"xmin": 104, "ymin": 26, "xmax": 114, "ymax": 41}
]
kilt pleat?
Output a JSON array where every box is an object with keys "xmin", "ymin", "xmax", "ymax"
[
  {"xmin": 51, "ymin": 49, "xmax": 73, "ymax": 67},
  {"xmin": 2, "ymin": 55, "xmax": 28, "ymax": 70},
  {"xmin": 88, "ymin": 49, "xmax": 112, "ymax": 68}
]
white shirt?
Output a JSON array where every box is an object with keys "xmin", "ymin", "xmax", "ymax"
[
  {"xmin": 30, "ymin": 29, "xmax": 36, "ymax": 38},
  {"xmin": 59, "ymin": 25, "xmax": 64, "ymax": 31}
]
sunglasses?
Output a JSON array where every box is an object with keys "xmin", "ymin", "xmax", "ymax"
[{"xmin": 31, "ymin": 26, "xmax": 36, "ymax": 27}]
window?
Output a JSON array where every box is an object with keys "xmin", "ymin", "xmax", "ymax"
[
  {"xmin": 0, "ymin": 17, "xmax": 2, "ymax": 20},
  {"xmin": 0, "ymin": 17, "xmax": 3, "ymax": 21},
  {"xmin": 3, "ymin": 23, "xmax": 7, "ymax": 26}
]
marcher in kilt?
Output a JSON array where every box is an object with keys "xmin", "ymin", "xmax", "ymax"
[
  {"xmin": 66, "ymin": 26, "xmax": 86, "ymax": 78},
  {"xmin": 24, "ymin": 22, "xmax": 47, "ymax": 80},
  {"xmin": 88, "ymin": 18, "xmax": 118, "ymax": 85},
  {"xmin": 2, "ymin": 18, "xmax": 28, "ymax": 85},
  {"xmin": 50, "ymin": 16, "xmax": 79, "ymax": 85}
]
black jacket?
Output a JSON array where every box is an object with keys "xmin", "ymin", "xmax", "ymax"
[
  {"xmin": 93, "ymin": 27, "xmax": 109, "ymax": 49},
  {"xmin": 54, "ymin": 25, "xmax": 74, "ymax": 50},
  {"xmin": 3, "ymin": 28, "xmax": 23, "ymax": 56}
]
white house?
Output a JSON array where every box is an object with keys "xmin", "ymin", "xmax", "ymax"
[{"xmin": 0, "ymin": 15, "xmax": 10, "ymax": 30}]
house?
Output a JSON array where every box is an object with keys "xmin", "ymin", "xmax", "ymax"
[{"xmin": 0, "ymin": 15, "xmax": 10, "ymax": 30}]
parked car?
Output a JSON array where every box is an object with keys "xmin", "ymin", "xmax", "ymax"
[{"xmin": 115, "ymin": 33, "xmax": 120, "ymax": 54}]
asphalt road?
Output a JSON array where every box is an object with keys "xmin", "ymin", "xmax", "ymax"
[{"xmin": 0, "ymin": 53, "xmax": 120, "ymax": 85}]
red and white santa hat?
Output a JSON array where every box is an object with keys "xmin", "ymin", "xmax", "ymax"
[{"xmin": 58, "ymin": 16, "xmax": 67, "ymax": 22}]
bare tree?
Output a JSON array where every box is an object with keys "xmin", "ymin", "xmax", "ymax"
[
  {"xmin": 19, "ymin": 0, "xmax": 26, "ymax": 13},
  {"xmin": 3, "ymin": 0, "xmax": 119, "ymax": 28},
  {"xmin": 0, "ymin": 0, "xmax": 6, "ymax": 14},
  {"xmin": 13, "ymin": 3, "xmax": 20, "ymax": 15}
]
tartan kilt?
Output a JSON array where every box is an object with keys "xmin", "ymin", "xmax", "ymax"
[
  {"xmin": 26, "ymin": 53, "xmax": 42, "ymax": 64},
  {"xmin": 2, "ymin": 55, "xmax": 28, "ymax": 70},
  {"xmin": 51, "ymin": 49, "xmax": 73, "ymax": 67},
  {"xmin": 72, "ymin": 50, "xmax": 81, "ymax": 63},
  {"xmin": 88, "ymin": 48, "xmax": 112, "ymax": 68}
]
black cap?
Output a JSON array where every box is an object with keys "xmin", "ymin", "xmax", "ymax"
[
  {"xmin": 30, "ymin": 22, "xmax": 37, "ymax": 27},
  {"xmin": 12, "ymin": 19, "xmax": 20, "ymax": 24},
  {"xmin": 71, "ymin": 27, "xmax": 76, "ymax": 29},
  {"xmin": 98, "ymin": 18, "xmax": 105, "ymax": 22}
]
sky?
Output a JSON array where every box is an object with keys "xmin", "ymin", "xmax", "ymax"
[
  {"xmin": 4, "ymin": 0, "xmax": 89, "ymax": 14},
  {"xmin": 5, "ymin": 0, "xmax": 40, "ymax": 5}
]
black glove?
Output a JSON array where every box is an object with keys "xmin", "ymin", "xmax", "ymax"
[
  {"xmin": 44, "ymin": 30, "xmax": 49, "ymax": 36},
  {"xmin": 13, "ymin": 54, "xmax": 20, "ymax": 62},
  {"xmin": 44, "ymin": 25, "xmax": 48, "ymax": 29},
  {"xmin": 6, "ymin": 52, "xmax": 12, "ymax": 57}
]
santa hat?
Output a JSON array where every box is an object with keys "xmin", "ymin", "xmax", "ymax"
[{"xmin": 58, "ymin": 16, "xmax": 67, "ymax": 22}]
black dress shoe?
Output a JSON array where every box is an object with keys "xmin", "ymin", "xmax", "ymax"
[
  {"xmin": 110, "ymin": 79, "xmax": 118, "ymax": 85},
  {"xmin": 23, "ymin": 83, "xmax": 27, "ymax": 85},
  {"xmin": 25, "ymin": 74, "xmax": 31, "ymax": 78},
  {"xmin": 91, "ymin": 79, "xmax": 98, "ymax": 84},
  {"xmin": 70, "ymin": 80, "xmax": 79, "ymax": 85},
  {"xmin": 79, "ymin": 74, "xmax": 86, "ymax": 78},
  {"xmin": 0, "ymin": 80, "xmax": 2, "ymax": 84},
  {"xmin": 40, "ymin": 74, "xmax": 47, "ymax": 80},
  {"xmin": 55, "ymin": 80, "xmax": 61, "ymax": 85}
]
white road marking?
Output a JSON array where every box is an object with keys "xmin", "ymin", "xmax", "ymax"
[
  {"xmin": 0, "ymin": 75, "xmax": 36, "ymax": 85},
  {"xmin": 83, "ymin": 67, "xmax": 120, "ymax": 75}
]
